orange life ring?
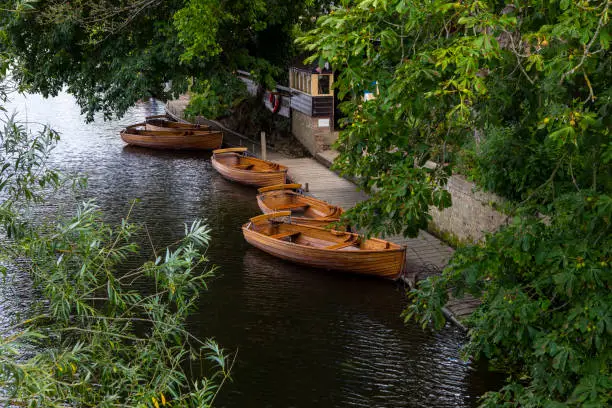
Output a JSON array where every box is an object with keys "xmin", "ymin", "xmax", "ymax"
[{"xmin": 269, "ymin": 92, "xmax": 281, "ymax": 113}]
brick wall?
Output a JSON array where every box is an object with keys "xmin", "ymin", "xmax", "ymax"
[{"xmin": 429, "ymin": 174, "xmax": 509, "ymax": 243}]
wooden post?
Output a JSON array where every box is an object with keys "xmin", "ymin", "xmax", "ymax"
[{"xmin": 260, "ymin": 131, "xmax": 267, "ymax": 160}]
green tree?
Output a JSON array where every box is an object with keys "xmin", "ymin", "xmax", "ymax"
[
  {"xmin": 404, "ymin": 193, "xmax": 611, "ymax": 407},
  {"xmin": 0, "ymin": 0, "xmax": 329, "ymax": 120},
  {"xmin": 300, "ymin": 1, "xmax": 611, "ymax": 406},
  {"xmin": 299, "ymin": 0, "xmax": 610, "ymax": 236}
]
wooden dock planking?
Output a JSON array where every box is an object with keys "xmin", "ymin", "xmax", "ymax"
[{"xmin": 275, "ymin": 158, "xmax": 367, "ymax": 209}]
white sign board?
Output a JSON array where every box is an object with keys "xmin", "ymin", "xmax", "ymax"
[{"xmin": 318, "ymin": 118, "xmax": 330, "ymax": 128}]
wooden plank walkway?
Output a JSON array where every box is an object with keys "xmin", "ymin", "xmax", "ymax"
[{"xmin": 166, "ymin": 99, "xmax": 479, "ymax": 326}]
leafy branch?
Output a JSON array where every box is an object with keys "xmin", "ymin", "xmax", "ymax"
[{"xmin": 559, "ymin": 0, "xmax": 611, "ymax": 85}]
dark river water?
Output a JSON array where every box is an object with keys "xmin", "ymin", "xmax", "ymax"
[{"xmin": 3, "ymin": 92, "xmax": 499, "ymax": 407}]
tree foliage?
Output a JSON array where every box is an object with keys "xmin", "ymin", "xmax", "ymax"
[
  {"xmin": 404, "ymin": 192, "xmax": 611, "ymax": 407},
  {"xmin": 299, "ymin": 0, "xmax": 610, "ymax": 235},
  {"xmin": 1, "ymin": 0, "xmax": 190, "ymax": 120},
  {"xmin": 0, "ymin": 0, "xmax": 329, "ymax": 120},
  {"xmin": 301, "ymin": 1, "xmax": 611, "ymax": 406}
]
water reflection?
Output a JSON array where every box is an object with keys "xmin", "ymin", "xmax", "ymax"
[
  {"xmin": 230, "ymin": 249, "xmax": 476, "ymax": 407},
  {"xmin": 1, "ymin": 91, "xmax": 499, "ymax": 407}
]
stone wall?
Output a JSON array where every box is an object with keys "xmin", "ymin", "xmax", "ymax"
[
  {"xmin": 166, "ymin": 96, "xmax": 190, "ymax": 119},
  {"xmin": 291, "ymin": 110, "xmax": 336, "ymax": 155},
  {"xmin": 429, "ymin": 174, "xmax": 509, "ymax": 243}
]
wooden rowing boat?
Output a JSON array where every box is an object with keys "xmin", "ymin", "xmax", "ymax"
[
  {"xmin": 128, "ymin": 122, "xmax": 211, "ymax": 134},
  {"xmin": 242, "ymin": 212, "xmax": 406, "ymax": 279},
  {"xmin": 120, "ymin": 125, "xmax": 223, "ymax": 150},
  {"xmin": 126, "ymin": 122, "xmax": 215, "ymax": 136},
  {"xmin": 256, "ymin": 184, "xmax": 344, "ymax": 228},
  {"xmin": 211, "ymin": 147, "xmax": 287, "ymax": 187},
  {"xmin": 144, "ymin": 115, "xmax": 210, "ymax": 132}
]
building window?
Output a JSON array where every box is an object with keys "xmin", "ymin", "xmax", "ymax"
[{"xmin": 318, "ymin": 75, "xmax": 331, "ymax": 95}]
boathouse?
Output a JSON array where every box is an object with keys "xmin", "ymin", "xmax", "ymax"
[
  {"xmin": 237, "ymin": 59, "xmax": 339, "ymax": 156},
  {"xmin": 288, "ymin": 60, "xmax": 338, "ymax": 155}
]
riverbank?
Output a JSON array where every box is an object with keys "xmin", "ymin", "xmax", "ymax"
[
  {"xmin": 2, "ymin": 91, "xmax": 505, "ymax": 408},
  {"xmin": 166, "ymin": 99, "xmax": 479, "ymax": 327}
]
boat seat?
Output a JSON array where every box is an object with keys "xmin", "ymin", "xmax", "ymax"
[
  {"xmin": 325, "ymin": 239, "xmax": 359, "ymax": 250},
  {"xmin": 274, "ymin": 203, "xmax": 310, "ymax": 211},
  {"xmin": 269, "ymin": 231, "xmax": 301, "ymax": 241},
  {"xmin": 235, "ymin": 164, "xmax": 254, "ymax": 170}
]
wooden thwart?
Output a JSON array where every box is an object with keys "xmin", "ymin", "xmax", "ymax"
[
  {"xmin": 257, "ymin": 183, "xmax": 302, "ymax": 193},
  {"xmin": 269, "ymin": 231, "xmax": 301, "ymax": 240},
  {"xmin": 325, "ymin": 240, "xmax": 359, "ymax": 250},
  {"xmin": 213, "ymin": 147, "xmax": 248, "ymax": 154},
  {"xmin": 235, "ymin": 164, "xmax": 254, "ymax": 170},
  {"xmin": 250, "ymin": 211, "xmax": 292, "ymax": 225},
  {"xmin": 273, "ymin": 203, "xmax": 310, "ymax": 211}
]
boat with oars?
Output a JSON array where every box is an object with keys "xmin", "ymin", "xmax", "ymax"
[
  {"xmin": 256, "ymin": 184, "xmax": 344, "ymax": 228},
  {"xmin": 242, "ymin": 212, "xmax": 406, "ymax": 279},
  {"xmin": 144, "ymin": 115, "xmax": 210, "ymax": 131},
  {"xmin": 120, "ymin": 124, "xmax": 223, "ymax": 150},
  {"xmin": 211, "ymin": 147, "xmax": 287, "ymax": 187}
]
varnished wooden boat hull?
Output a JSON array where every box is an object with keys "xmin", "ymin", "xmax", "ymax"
[
  {"xmin": 120, "ymin": 129, "xmax": 223, "ymax": 150},
  {"xmin": 211, "ymin": 151, "xmax": 287, "ymax": 187},
  {"xmin": 242, "ymin": 217, "xmax": 405, "ymax": 279},
  {"xmin": 256, "ymin": 190, "xmax": 343, "ymax": 228}
]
